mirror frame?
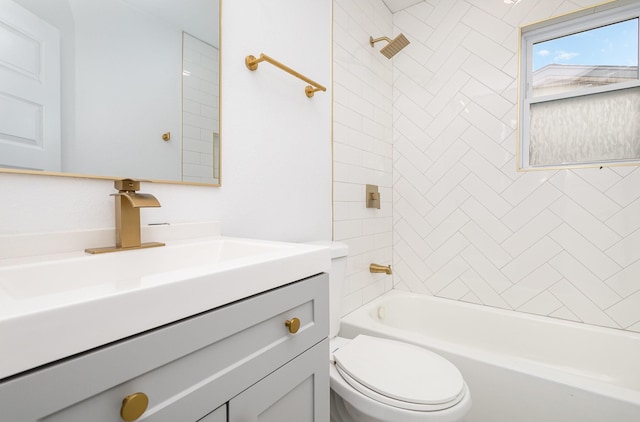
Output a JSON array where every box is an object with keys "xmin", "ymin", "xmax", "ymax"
[{"xmin": 0, "ymin": 0, "xmax": 222, "ymax": 187}]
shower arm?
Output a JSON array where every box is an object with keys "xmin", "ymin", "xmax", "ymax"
[{"xmin": 369, "ymin": 36, "xmax": 392, "ymax": 47}]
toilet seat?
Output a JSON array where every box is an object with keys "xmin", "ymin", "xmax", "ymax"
[{"xmin": 333, "ymin": 335, "xmax": 465, "ymax": 411}]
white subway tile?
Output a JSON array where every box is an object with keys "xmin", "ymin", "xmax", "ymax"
[
  {"xmin": 394, "ymin": 259, "xmax": 432, "ymax": 294},
  {"xmin": 549, "ymin": 251, "xmax": 621, "ymax": 309},
  {"xmin": 425, "ymin": 232, "xmax": 469, "ymax": 272},
  {"xmin": 394, "ymin": 177, "xmax": 434, "ymax": 216},
  {"xmin": 395, "ymin": 115, "xmax": 428, "ymax": 147},
  {"xmin": 606, "ymin": 228, "xmax": 640, "ymax": 267},
  {"xmin": 501, "ymin": 210, "xmax": 562, "ymax": 258},
  {"xmin": 427, "ymin": 163, "xmax": 470, "ymax": 205},
  {"xmin": 501, "ymin": 170, "xmax": 556, "ymax": 206},
  {"xmin": 606, "ymin": 198, "xmax": 640, "ymax": 237},
  {"xmin": 395, "ymin": 156, "xmax": 432, "ymax": 195},
  {"xmin": 605, "ymin": 259, "xmax": 640, "ymax": 298},
  {"xmin": 426, "ymin": 42, "xmax": 471, "ymax": 91},
  {"xmin": 460, "ymin": 291, "xmax": 483, "ymax": 306},
  {"xmin": 459, "ymin": 269, "xmax": 511, "ymax": 309},
  {"xmin": 501, "ymin": 183, "xmax": 562, "ymax": 231},
  {"xmin": 573, "ymin": 167, "xmax": 622, "ymax": 192},
  {"xmin": 425, "ymin": 186, "xmax": 470, "ymax": 226},
  {"xmin": 460, "ymin": 174, "xmax": 512, "ymax": 218},
  {"xmin": 549, "ymin": 196, "xmax": 621, "ymax": 250},
  {"xmin": 459, "ymin": 221, "xmax": 512, "ymax": 269},
  {"xmin": 437, "ymin": 279, "xmax": 470, "ymax": 300},
  {"xmin": 460, "ymin": 78, "xmax": 513, "ymax": 120},
  {"xmin": 460, "ymin": 124, "xmax": 512, "ymax": 168},
  {"xmin": 394, "ymin": 76, "xmax": 435, "ymax": 109},
  {"xmin": 518, "ymin": 291, "xmax": 563, "ymax": 317},
  {"xmin": 460, "ymin": 150, "xmax": 514, "ymax": 193},
  {"xmin": 426, "ymin": 141, "xmax": 470, "ymax": 184},
  {"xmin": 550, "ymin": 225, "xmax": 621, "ymax": 281},
  {"xmin": 461, "ymin": 245, "xmax": 512, "ymax": 293},
  {"xmin": 548, "ymin": 280, "xmax": 619, "ymax": 328},
  {"xmin": 395, "ymin": 94, "xmax": 433, "ymax": 129},
  {"xmin": 605, "ymin": 168, "xmax": 640, "ymax": 207},
  {"xmin": 394, "ymin": 197, "xmax": 433, "ymax": 238},
  {"xmin": 425, "ymin": 116, "xmax": 470, "ymax": 161},
  {"xmin": 425, "ymin": 1, "xmax": 470, "ymax": 52},
  {"xmin": 461, "ymin": 55, "xmax": 514, "ymax": 93},
  {"xmin": 394, "ymin": 238, "xmax": 434, "ymax": 282},
  {"xmin": 460, "ymin": 197, "xmax": 512, "ymax": 243},
  {"xmin": 461, "ymin": 6, "xmax": 512, "ymax": 45},
  {"xmin": 425, "ymin": 256, "xmax": 470, "ymax": 293},
  {"xmin": 549, "ymin": 171, "xmax": 621, "ymax": 221},
  {"xmin": 549, "ymin": 306, "xmax": 581, "ymax": 323},
  {"xmin": 334, "ymin": 219, "xmax": 363, "ymax": 240},
  {"xmin": 395, "ymin": 137, "xmax": 433, "ymax": 173},
  {"xmin": 426, "ymin": 70, "xmax": 470, "ymax": 116},
  {"xmin": 426, "ymin": 209, "xmax": 469, "ymax": 250},
  {"xmin": 501, "ymin": 237, "xmax": 562, "ymax": 282},
  {"xmin": 502, "ymin": 264, "xmax": 563, "ymax": 309},
  {"xmin": 394, "ymin": 9, "xmax": 434, "ymax": 44},
  {"xmin": 425, "ymin": 93, "xmax": 470, "ymax": 140},
  {"xmin": 461, "ymin": 30, "xmax": 512, "ymax": 68},
  {"xmin": 461, "ymin": 101, "xmax": 512, "ymax": 145}
]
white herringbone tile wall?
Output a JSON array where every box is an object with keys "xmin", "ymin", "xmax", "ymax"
[
  {"xmin": 333, "ymin": 0, "xmax": 394, "ymax": 316},
  {"xmin": 392, "ymin": 0, "xmax": 640, "ymax": 333}
]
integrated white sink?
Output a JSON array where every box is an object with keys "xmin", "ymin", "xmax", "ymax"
[{"xmin": 0, "ymin": 224, "xmax": 330, "ymax": 379}]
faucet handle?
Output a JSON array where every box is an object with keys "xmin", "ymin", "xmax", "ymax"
[{"xmin": 115, "ymin": 179, "xmax": 141, "ymax": 192}]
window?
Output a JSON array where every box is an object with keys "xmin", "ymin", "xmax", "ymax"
[{"xmin": 518, "ymin": 1, "xmax": 640, "ymax": 170}]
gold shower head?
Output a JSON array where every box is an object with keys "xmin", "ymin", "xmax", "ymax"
[{"xmin": 369, "ymin": 34, "xmax": 410, "ymax": 59}]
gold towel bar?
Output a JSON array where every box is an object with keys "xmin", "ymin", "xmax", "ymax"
[{"xmin": 245, "ymin": 53, "xmax": 327, "ymax": 98}]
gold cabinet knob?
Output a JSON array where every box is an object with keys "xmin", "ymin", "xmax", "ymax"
[
  {"xmin": 121, "ymin": 392, "xmax": 149, "ymax": 421},
  {"xmin": 285, "ymin": 317, "xmax": 301, "ymax": 334}
]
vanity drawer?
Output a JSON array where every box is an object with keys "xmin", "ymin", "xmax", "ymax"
[{"xmin": 0, "ymin": 273, "xmax": 328, "ymax": 421}]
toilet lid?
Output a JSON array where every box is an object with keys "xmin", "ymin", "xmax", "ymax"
[{"xmin": 333, "ymin": 335, "xmax": 465, "ymax": 409}]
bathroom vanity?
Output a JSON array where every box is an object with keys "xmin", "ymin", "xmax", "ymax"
[
  {"xmin": 0, "ymin": 274, "xmax": 328, "ymax": 421},
  {"xmin": 0, "ymin": 226, "xmax": 330, "ymax": 421}
]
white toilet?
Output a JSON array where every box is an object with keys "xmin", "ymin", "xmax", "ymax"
[{"xmin": 325, "ymin": 242, "xmax": 472, "ymax": 422}]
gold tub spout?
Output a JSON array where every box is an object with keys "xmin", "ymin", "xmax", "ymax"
[{"xmin": 370, "ymin": 263, "xmax": 392, "ymax": 275}]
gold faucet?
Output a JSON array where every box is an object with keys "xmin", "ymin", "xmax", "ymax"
[
  {"xmin": 370, "ymin": 263, "xmax": 392, "ymax": 275},
  {"xmin": 85, "ymin": 179, "xmax": 165, "ymax": 254}
]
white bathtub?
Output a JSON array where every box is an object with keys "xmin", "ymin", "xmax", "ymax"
[{"xmin": 339, "ymin": 291, "xmax": 640, "ymax": 422}]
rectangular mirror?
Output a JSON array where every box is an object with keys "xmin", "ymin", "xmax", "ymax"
[{"xmin": 0, "ymin": 0, "xmax": 221, "ymax": 185}]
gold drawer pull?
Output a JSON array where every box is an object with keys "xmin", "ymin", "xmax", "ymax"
[
  {"xmin": 285, "ymin": 317, "xmax": 301, "ymax": 334},
  {"xmin": 121, "ymin": 392, "xmax": 149, "ymax": 421}
]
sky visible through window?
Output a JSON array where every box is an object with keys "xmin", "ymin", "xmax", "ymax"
[{"xmin": 533, "ymin": 18, "xmax": 639, "ymax": 71}]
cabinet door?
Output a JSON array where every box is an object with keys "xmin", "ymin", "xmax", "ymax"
[{"xmin": 229, "ymin": 339, "xmax": 329, "ymax": 422}]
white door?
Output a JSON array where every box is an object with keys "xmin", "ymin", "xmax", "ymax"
[{"xmin": 0, "ymin": 0, "xmax": 60, "ymax": 171}]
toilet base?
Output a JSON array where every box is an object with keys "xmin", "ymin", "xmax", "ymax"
[{"xmin": 331, "ymin": 389, "xmax": 381, "ymax": 422}]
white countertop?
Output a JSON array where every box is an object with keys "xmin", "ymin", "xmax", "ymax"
[{"xmin": 0, "ymin": 223, "xmax": 330, "ymax": 380}]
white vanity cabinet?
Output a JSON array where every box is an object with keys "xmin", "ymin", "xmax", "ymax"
[{"xmin": 0, "ymin": 274, "xmax": 329, "ymax": 422}]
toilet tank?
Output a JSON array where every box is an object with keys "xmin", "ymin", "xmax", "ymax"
[
  {"xmin": 307, "ymin": 241, "xmax": 348, "ymax": 338},
  {"xmin": 328, "ymin": 242, "xmax": 348, "ymax": 338}
]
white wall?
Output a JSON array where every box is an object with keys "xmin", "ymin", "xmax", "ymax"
[
  {"xmin": 0, "ymin": 0, "xmax": 332, "ymax": 245},
  {"xmin": 390, "ymin": 0, "xmax": 640, "ymax": 334},
  {"xmin": 333, "ymin": 0, "xmax": 395, "ymax": 315}
]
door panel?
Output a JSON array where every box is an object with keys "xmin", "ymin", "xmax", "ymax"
[{"xmin": 0, "ymin": 0, "xmax": 60, "ymax": 170}]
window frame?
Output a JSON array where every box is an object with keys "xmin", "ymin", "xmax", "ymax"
[{"xmin": 517, "ymin": 1, "xmax": 640, "ymax": 171}]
